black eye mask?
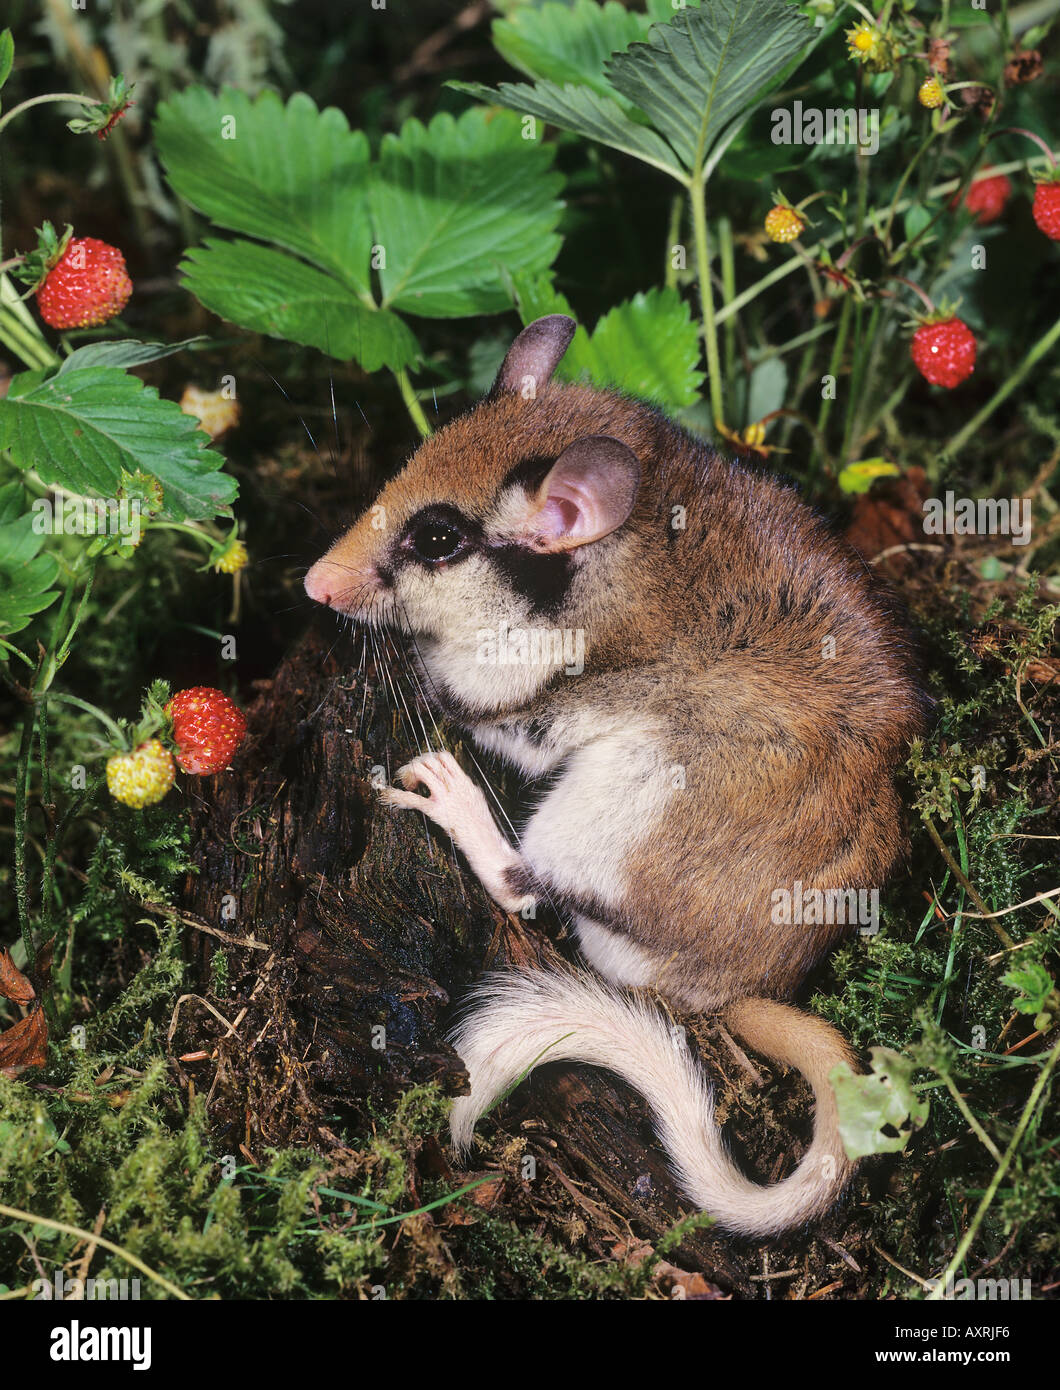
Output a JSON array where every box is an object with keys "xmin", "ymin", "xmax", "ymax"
[{"xmin": 397, "ymin": 496, "xmax": 576, "ymax": 618}]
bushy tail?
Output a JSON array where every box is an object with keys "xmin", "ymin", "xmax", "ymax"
[{"xmin": 449, "ymin": 969, "xmax": 857, "ymax": 1238}]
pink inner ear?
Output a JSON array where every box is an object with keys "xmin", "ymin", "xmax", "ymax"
[
  {"xmin": 537, "ymin": 493, "xmax": 584, "ymax": 543},
  {"xmin": 525, "ymin": 436, "xmax": 641, "ymax": 552}
]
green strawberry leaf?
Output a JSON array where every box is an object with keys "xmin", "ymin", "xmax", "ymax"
[
  {"xmin": 491, "ymin": 0, "xmax": 651, "ymax": 99},
  {"xmin": 573, "ymin": 289, "xmax": 704, "ymax": 408},
  {"xmin": 5, "ymin": 368, "xmax": 51, "ymax": 398},
  {"xmin": 155, "ymin": 87, "xmax": 374, "ymax": 293},
  {"xmin": 0, "ymin": 367, "xmax": 237, "ymax": 523},
  {"xmin": 449, "ymin": 78, "xmax": 684, "ymax": 182},
  {"xmin": 156, "ymin": 96, "xmax": 562, "ymax": 363},
  {"xmin": 904, "ymin": 204, "xmax": 933, "ymax": 243},
  {"xmin": 370, "ymin": 108, "xmax": 563, "ymax": 318},
  {"xmin": 57, "ymin": 337, "xmax": 209, "ymax": 374},
  {"xmin": 0, "ymin": 482, "xmax": 60, "ymax": 637},
  {"xmin": 746, "ymin": 356, "xmax": 788, "ymax": 422},
  {"xmin": 606, "ymin": 0, "xmax": 815, "ymax": 177},
  {"xmin": 1001, "ymin": 960, "xmax": 1053, "ymax": 1016},
  {"xmin": 831, "ymin": 1048, "xmax": 930, "ymax": 1160},
  {"xmin": 0, "ymin": 29, "xmax": 13, "ymax": 94},
  {"xmin": 179, "ymin": 239, "xmax": 421, "ymax": 372},
  {"xmin": 512, "ymin": 277, "xmax": 703, "ymax": 410},
  {"xmin": 456, "ymin": 0, "xmax": 813, "ymax": 184}
]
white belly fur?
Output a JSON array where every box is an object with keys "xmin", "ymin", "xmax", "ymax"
[
  {"xmin": 574, "ymin": 915, "xmax": 659, "ymax": 987},
  {"xmin": 518, "ymin": 725, "xmax": 671, "ymax": 913}
]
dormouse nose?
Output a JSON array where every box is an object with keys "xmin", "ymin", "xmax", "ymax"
[
  {"xmin": 304, "ymin": 557, "xmax": 335, "ymax": 605},
  {"xmin": 304, "ymin": 555, "xmax": 378, "ymax": 610}
]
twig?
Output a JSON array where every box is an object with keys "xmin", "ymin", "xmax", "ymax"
[
  {"xmin": 820, "ymin": 1236, "xmax": 861, "ymax": 1273},
  {"xmin": 872, "ymin": 1242, "xmax": 931, "ymax": 1289},
  {"xmin": 715, "ymin": 1023, "xmax": 765, "ymax": 1085},
  {"xmin": 940, "ymin": 1073, "xmax": 1002, "ymax": 1163},
  {"xmin": 139, "ymin": 899, "xmax": 268, "ymax": 951},
  {"xmin": 870, "ymin": 543, "xmax": 946, "ymax": 565},
  {"xmin": 68, "ymin": 1207, "xmax": 107, "ymax": 1297},
  {"xmin": 166, "ymin": 993, "xmax": 243, "ymax": 1051},
  {"xmin": 0, "ymin": 1202, "xmax": 189, "ymax": 1300},
  {"xmin": 958, "ymin": 886, "xmax": 1060, "ymax": 921},
  {"xmin": 922, "ymin": 816, "xmax": 1015, "ymax": 950}
]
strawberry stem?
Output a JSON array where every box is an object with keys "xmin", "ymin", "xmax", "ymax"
[
  {"xmin": 989, "ymin": 126, "xmax": 1057, "ymax": 171},
  {"xmin": 0, "ymin": 92, "xmax": 101, "ymax": 135},
  {"xmin": 0, "ymin": 273, "xmax": 58, "ymax": 371},
  {"xmin": 393, "ymin": 367, "xmax": 433, "ymax": 440},
  {"xmin": 834, "ymin": 235, "xmax": 881, "ymax": 273},
  {"xmin": 45, "ymin": 692, "xmax": 127, "ymax": 748},
  {"xmin": 887, "ymin": 275, "xmax": 936, "ymax": 315}
]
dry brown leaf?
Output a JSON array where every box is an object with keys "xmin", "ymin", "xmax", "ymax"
[
  {"xmin": 654, "ymin": 1259, "xmax": 728, "ymax": 1300},
  {"xmin": 844, "ymin": 466, "xmax": 930, "ymax": 565},
  {"xmin": 0, "ymin": 948, "xmax": 35, "ymax": 1005},
  {"xmin": 467, "ymin": 1177, "xmax": 505, "ymax": 1210},
  {"xmin": 1004, "ymin": 50, "xmax": 1043, "ymax": 85},
  {"xmin": 0, "ymin": 1006, "xmax": 48, "ymax": 1077}
]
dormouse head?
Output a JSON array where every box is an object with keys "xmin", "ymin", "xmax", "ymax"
[{"xmin": 304, "ymin": 316, "xmax": 644, "ymax": 711}]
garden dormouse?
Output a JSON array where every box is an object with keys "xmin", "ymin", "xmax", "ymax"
[{"xmin": 304, "ymin": 315, "xmax": 927, "ymax": 1236}]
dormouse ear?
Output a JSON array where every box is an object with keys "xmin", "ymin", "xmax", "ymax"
[
  {"xmin": 521, "ymin": 435, "xmax": 640, "ymax": 552},
  {"xmin": 489, "ymin": 315, "xmax": 576, "ymax": 400}
]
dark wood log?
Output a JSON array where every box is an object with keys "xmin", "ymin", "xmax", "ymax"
[{"xmin": 175, "ymin": 620, "xmax": 869, "ymax": 1296}]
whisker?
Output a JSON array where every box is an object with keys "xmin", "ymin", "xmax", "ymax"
[
  {"xmin": 370, "ymin": 627, "xmax": 435, "ymax": 861},
  {"xmin": 289, "ymin": 497, "xmax": 336, "ymax": 538},
  {"xmin": 380, "ymin": 626, "xmax": 470, "ymax": 896},
  {"xmin": 390, "ymin": 600, "xmax": 563, "ymax": 923}
]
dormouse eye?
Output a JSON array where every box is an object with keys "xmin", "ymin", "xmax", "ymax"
[{"xmin": 411, "ymin": 522, "xmax": 465, "ymax": 562}]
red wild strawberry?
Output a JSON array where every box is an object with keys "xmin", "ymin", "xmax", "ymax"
[
  {"xmin": 1032, "ymin": 182, "xmax": 1060, "ymax": 240},
  {"xmin": 956, "ymin": 170, "xmax": 1012, "ymax": 225},
  {"xmin": 165, "ymin": 688, "xmax": 247, "ymax": 774},
  {"xmin": 911, "ymin": 318, "xmax": 977, "ymax": 389},
  {"xmin": 36, "ymin": 237, "xmax": 132, "ymax": 329}
]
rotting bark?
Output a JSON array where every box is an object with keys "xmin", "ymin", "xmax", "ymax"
[{"xmin": 175, "ymin": 618, "xmax": 873, "ymax": 1297}]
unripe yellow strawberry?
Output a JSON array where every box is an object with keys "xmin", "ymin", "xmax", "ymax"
[
  {"xmin": 918, "ymin": 76, "xmax": 945, "ymax": 109},
  {"xmin": 765, "ymin": 205, "xmax": 805, "ymax": 244},
  {"xmin": 106, "ymin": 739, "xmax": 175, "ymax": 808},
  {"xmin": 215, "ymin": 538, "xmax": 248, "ymax": 574}
]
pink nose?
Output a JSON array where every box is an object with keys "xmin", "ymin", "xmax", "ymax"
[
  {"xmin": 304, "ymin": 558, "xmax": 338, "ymax": 605},
  {"xmin": 304, "ymin": 556, "xmax": 379, "ymax": 611}
]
